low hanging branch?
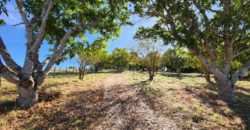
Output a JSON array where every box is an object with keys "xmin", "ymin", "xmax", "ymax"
[
  {"xmin": 0, "ymin": 37, "xmax": 22, "ymax": 74},
  {"xmin": 0, "ymin": 58, "xmax": 19, "ymax": 85},
  {"xmin": 232, "ymin": 59, "xmax": 250, "ymax": 84}
]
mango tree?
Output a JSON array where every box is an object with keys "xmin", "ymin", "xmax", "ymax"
[
  {"xmin": 162, "ymin": 47, "xmax": 185, "ymax": 77},
  {"xmin": 132, "ymin": 38, "xmax": 162, "ymax": 81},
  {"xmin": 128, "ymin": 51, "xmax": 140, "ymax": 70},
  {"xmin": 132, "ymin": 0, "xmax": 250, "ymax": 102},
  {"xmin": 111, "ymin": 48, "xmax": 129, "ymax": 71},
  {"xmin": 0, "ymin": 0, "xmax": 129, "ymax": 108}
]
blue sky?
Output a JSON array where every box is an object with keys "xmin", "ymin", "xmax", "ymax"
[{"xmin": 0, "ymin": 2, "xmax": 156, "ymax": 68}]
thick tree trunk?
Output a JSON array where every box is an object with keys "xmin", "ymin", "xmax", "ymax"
[
  {"xmin": 17, "ymin": 86, "xmax": 38, "ymax": 108},
  {"xmin": 216, "ymin": 79, "xmax": 236, "ymax": 103}
]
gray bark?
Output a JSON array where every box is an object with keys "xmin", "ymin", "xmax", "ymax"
[
  {"xmin": 231, "ymin": 59, "xmax": 250, "ymax": 84},
  {"xmin": 217, "ymin": 79, "xmax": 236, "ymax": 103},
  {"xmin": 204, "ymin": 72, "xmax": 211, "ymax": 83},
  {"xmin": 0, "ymin": 58, "xmax": 19, "ymax": 84},
  {"xmin": 190, "ymin": 49, "xmax": 238, "ymax": 102},
  {"xmin": 0, "ymin": 1, "xmax": 54, "ymax": 107},
  {"xmin": 0, "ymin": 37, "xmax": 22, "ymax": 73},
  {"xmin": 17, "ymin": 85, "xmax": 38, "ymax": 108}
]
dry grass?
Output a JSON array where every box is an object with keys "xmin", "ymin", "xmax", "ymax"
[
  {"xmin": 0, "ymin": 72, "xmax": 110, "ymax": 129},
  {"xmin": 123, "ymin": 71, "xmax": 250, "ymax": 130},
  {"xmin": 0, "ymin": 71, "xmax": 249, "ymax": 129}
]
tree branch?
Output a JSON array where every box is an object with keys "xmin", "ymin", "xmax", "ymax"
[
  {"xmin": 0, "ymin": 58, "xmax": 19, "ymax": 85},
  {"xmin": 16, "ymin": 0, "xmax": 33, "ymax": 47},
  {"xmin": 0, "ymin": 37, "xmax": 22, "ymax": 73},
  {"xmin": 15, "ymin": 0, "xmax": 30, "ymax": 27},
  {"xmin": 189, "ymin": 48, "xmax": 227, "ymax": 81},
  {"xmin": 43, "ymin": 22, "xmax": 99, "ymax": 73},
  {"xmin": 12, "ymin": 22, "xmax": 24, "ymax": 26},
  {"xmin": 31, "ymin": 0, "xmax": 54, "ymax": 51},
  {"xmin": 232, "ymin": 58, "xmax": 250, "ymax": 84},
  {"xmin": 234, "ymin": 48, "xmax": 250, "ymax": 58},
  {"xmin": 221, "ymin": 1, "xmax": 234, "ymax": 75}
]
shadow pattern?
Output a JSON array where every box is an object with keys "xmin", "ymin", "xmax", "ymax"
[{"xmin": 194, "ymin": 85, "xmax": 250, "ymax": 129}]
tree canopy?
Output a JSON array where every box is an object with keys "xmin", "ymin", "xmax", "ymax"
[
  {"xmin": 111, "ymin": 48, "xmax": 129, "ymax": 71},
  {"xmin": 0, "ymin": 0, "xmax": 130, "ymax": 107},
  {"xmin": 132, "ymin": 0, "xmax": 250, "ymax": 102}
]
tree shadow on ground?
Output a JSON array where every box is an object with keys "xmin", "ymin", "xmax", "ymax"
[
  {"xmin": 31, "ymin": 89, "xmax": 106, "ymax": 129},
  {"xmin": 16, "ymin": 86, "xmax": 134, "ymax": 129},
  {"xmin": 48, "ymin": 72, "xmax": 78, "ymax": 77},
  {"xmin": 47, "ymin": 70, "xmax": 120, "ymax": 77},
  {"xmin": 160, "ymin": 72, "xmax": 203, "ymax": 80},
  {"xmin": 0, "ymin": 90, "xmax": 61, "ymax": 115},
  {"xmin": 0, "ymin": 89, "xmax": 103, "ymax": 129},
  {"xmin": 12, "ymin": 79, "xmax": 165, "ymax": 129},
  {"xmin": 94, "ymin": 70, "xmax": 122, "ymax": 74},
  {"xmin": 190, "ymin": 84, "xmax": 250, "ymax": 129},
  {"xmin": 128, "ymin": 79, "xmax": 164, "ymax": 97},
  {"xmin": 42, "ymin": 82, "xmax": 70, "ymax": 90},
  {"xmin": 236, "ymin": 86, "xmax": 250, "ymax": 93},
  {"xmin": 0, "ymin": 100, "xmax": 17, "ymax": 115}
]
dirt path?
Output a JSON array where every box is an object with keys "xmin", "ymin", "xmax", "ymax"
[{"xmin": 89, "ymin": 74, "xmax": 180, "ymax": 130}]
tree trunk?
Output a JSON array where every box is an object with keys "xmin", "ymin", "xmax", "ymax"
[
  {"xmin": 204, "ymin": 72, "xmax": 211, "ymax": 83},
  {"xmin": 17, "ymin": 86, "xmax": 38, "ymax": 108},
  {"xmin": 177, "ymin": 68, "xmax": 181, "ymax": 77},
  {"xmin": 94, "ymin": 65, "xmax": 99, "ymax": 72},
  {"xmin": 79, "ymin": 69, "xmax": 81, "ymax": 79},
  {"xmin": 81, "ymin": 67, "xmax": 86, "ymax": 79},
  {"xmin": 53, "ymin": 67, "xmax": 56, "ymax": 77},
  {"xmin": 78, "ymin": 64, "xmax": 86, "ymax": 80},
  {"xmin": 148, "ymin": 69, "xmax": 154, "ymax": 81},
  {"xmin": 217, "ymin": 79, "xmax": 236, "ymax": 103},
  {"xmin": 149, "ymin": 74, "xmax": 154, "ymax": 81},
  {"xmin": 79, "ymin": 67, "xmax": 83, "ymax": 80}
]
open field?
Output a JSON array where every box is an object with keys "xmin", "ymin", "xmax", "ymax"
[{"xmin": 0, "ymin": 71, "xmax": 249, "ymax": 129}]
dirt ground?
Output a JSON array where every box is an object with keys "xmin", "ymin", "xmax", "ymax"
[{"xmin": 90, "ymin": 74, "xmax": 179, "ymax": 130}]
